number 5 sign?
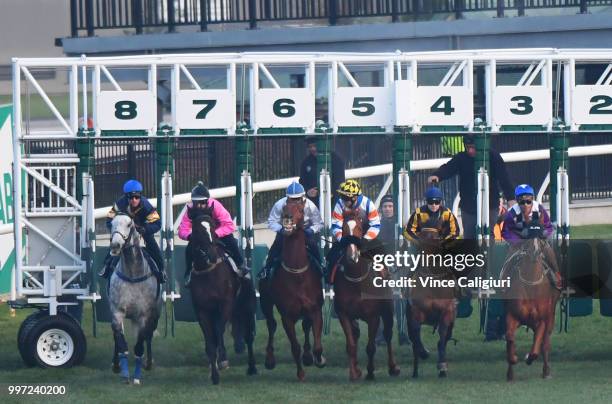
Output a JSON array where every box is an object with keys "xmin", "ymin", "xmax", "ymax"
[{"xmin": 97, "ymin": 91, "xmax": 157, "ymax": 132}]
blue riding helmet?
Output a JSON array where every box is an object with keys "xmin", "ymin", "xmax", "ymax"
[
  {"xmin": 123, "ymin": 180, "xmax": 143, "ymax": 195},
  {"xmin": 515, "ymin": 184, "xmax": 535, "ymax": 197},
  {"xmin": 425, "ymin": 187, "xmax": 443, "ymax": 200},
  {"xmin": 286, "ymin": 182, "xmax": 305, "ymax": 198}
]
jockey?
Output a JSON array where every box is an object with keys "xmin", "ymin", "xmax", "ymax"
[
  {"xmin": 325, "ymin": 179, "xmax": 383, "ymax": 278},
  {"xmin": 178, "ymin": 181, "xmax": 249, "ymax": 287},
  {"xmin": 259, "ymin": 182, "xmax": 324, "ymax": 280},
  {"xmin": 403, "ymin": 187, "xmax": 460, "ymax": 244},
  {"xmin": 501, "ymin": 184, "xmax": 561, "ymax": 288},
  {"xmin": 99, "ymin": 180, "xmax": 166, "ymax": 283}
]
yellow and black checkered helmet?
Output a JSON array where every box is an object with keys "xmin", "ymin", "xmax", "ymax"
[{"xmin": 337, "ymin": 179, "xmax": 362, "ymax": 198}]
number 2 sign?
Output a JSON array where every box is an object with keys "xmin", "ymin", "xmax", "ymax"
[{"xmin": 97, "ymin": 91, "xmax": 157, "ymax": 132}]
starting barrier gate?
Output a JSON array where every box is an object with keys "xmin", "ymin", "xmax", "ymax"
[{"xmin": 9, "ymin": 49, "xmax": 612, "ymax": 367}]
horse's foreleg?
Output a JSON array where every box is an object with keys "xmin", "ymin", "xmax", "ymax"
[
  {"xmin": 260, "ymin": 290, "xmax": 277, "ymax": 370},
  {"xmin": 243, "ymin": 307, "xmax": 258, "ymax": 376},
  {"xmin": 365, "ymin": 317, "xmax": 378, "ymax": 381},
  {"xmin": 301, "ymin": 317, "xmax": 314, "ymax": 366},
  {"xmin": 281, "ymin": 315, "xmax": 305, "ymax": 381},
  {"xmin": 406, "ymin": 308, "xmax": 426, "ymax": 379},
  {"xmin": 311, "ymin": 308, "xmax": 326, "ymax": 368},
  {"xmin": 381, "ymin": 303, "xmax": 400, "ymax": 377},
  {"xmin": 505, "ymin": 312, "xmax": 520, "ymax": 382},
  {"xmin": 436, "ymin": 314, "xmax": 452, "ymax": 378},
  {"xmin": 111, "ymin": 316, "xmax": 129, "ymax": 383},
  {"xmin": 526, "ymin": 321, "xmax": 546, "ymax": 365},
  {"xmin": 215, "ymin": 313, "xmax": 229, "ymax": 370},
  {"xmin": 132, "ymin": 326, "xmax": 148, "ymax": 385},
  {"xmin": 338, "ymin": 313, "xmax": 361, "ymax": 381},
  {"xmin": 197, "ymin": 312, "xmax": 220, "ymax": 385}
]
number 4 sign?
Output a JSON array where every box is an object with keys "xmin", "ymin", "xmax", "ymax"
[{"xmin": 97, "ymin": 91, "xmax": 157, "ymax": 132}]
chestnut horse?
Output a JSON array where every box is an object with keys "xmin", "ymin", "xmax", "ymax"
[
  {"xmin": 189, "ymin": 212, "xmax": 257, "ymax": 384},
  {"xmin": 406, "ymin": 228, "xmax": 457, "ymax": 378},
  {"xmin": 503, "ymin": 238, "xmax": 560, "ymax": 381},
  {"xmin": 333, "ymin": 208, "xmax": 400, "ymax": 381},
  {"xmin": 259, "ymin": 200, "xmax": 326, "ymax": 381}
]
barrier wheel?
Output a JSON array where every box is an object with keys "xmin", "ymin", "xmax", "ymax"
[{"xmin": 22, "ymin": 313, "xmax": 87, "ymax": 368}]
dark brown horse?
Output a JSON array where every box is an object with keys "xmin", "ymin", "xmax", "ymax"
[
  {"xmin": 333, "ymin": 208, "xmax": 400, "ymax": 381},
  {"xmin": 189, "ymin": 212, "xmax": 257, "ymax": 384},
  {"xmin": 406, "ymin": 227, "xmax": 457, "ymax": 378},
  {"xmin": 259, "ymin": 200, "xmax": 326, "ymax": 381},
  {"xmin": 503, "ymin": 238, "xmax": 560, "ymax": 381}
]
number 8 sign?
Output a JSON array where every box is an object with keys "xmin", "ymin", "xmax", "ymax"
[{"xmin": 97, "ymin": 91, "xmax": 157, "ymax": 132}]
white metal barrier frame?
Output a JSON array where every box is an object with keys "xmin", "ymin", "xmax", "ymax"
[{"xmin": 10, "ymin": 49, "xmax": 612, "ymax": 311}]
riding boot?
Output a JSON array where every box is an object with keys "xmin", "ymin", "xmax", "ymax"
[
  {"xmin": 259, "ymin": 233, "xmax": 283, "ymax": 280},
  {"xmin": 143, "ymin": 234, "xmax": 167, "ymax": 284},
  {"xmin": 219, "ymin": 234, "xmax": 250, "ymax": 278},
  {"xmin": 541, "ymin": 241, "xmax": 562, "ymax": 290},
  {"xmin": 184, "ymin": 245, "xmax": 193, "ymax": 288},
  {"xmin": 99, "ymin": 254, "xmax": 120, "ymax": 279}
]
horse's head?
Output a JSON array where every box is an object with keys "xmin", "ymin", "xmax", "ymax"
[
  {"xmin": 281, "ymin": 199, "xmax": 305, "ymax": 236},
  {"xmin": 192, "ymin": 211, "xmax": 220, "ymax": 265},
  {"xmin": 110, "ymin": 213, "xmax": 138, "ymax": 256},
  {"xmin": 342, "ymin": 208, "xmax": 365, "ymax": 263}
]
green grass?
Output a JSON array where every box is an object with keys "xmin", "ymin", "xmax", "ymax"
[
  {"xmin": 2, "ymin": 300, "xmax": 612, "ymax": 404},
  {"xmin": 2, "ymin": 224, "xmax": 612, "ymax": 403}
]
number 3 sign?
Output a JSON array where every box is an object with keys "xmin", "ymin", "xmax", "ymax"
[{"xmin": 97, "ymin": 91, "xmax": 157, "ymax": 132}]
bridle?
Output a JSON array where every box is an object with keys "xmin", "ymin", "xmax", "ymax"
[{"xmin": 111, "ymin": 214, "xmax": 137, "ymax": 251}]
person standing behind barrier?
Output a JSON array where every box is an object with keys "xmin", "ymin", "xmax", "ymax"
[
  {"xmin": 299, "ymin": 136, "xmax": 346, "ymax": 208},
  {"xmin": 100, "ymin": 180, "xmax": 166, "ymax": 284},
  {"xmin": 427, "ymin": 134, "xmax": 516, "ymax": 238},
  {"xmin": 375, "ymin": 195, "xmax": 409, "ymax": 346}
]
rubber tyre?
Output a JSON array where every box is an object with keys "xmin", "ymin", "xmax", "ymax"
[
  {"xmin": 23, "ymin": 313, "xmax": 87, "ymax": 368},
  {"xmin": 17, "ymin": 310, "xmax": 48, "ymax": 367}
]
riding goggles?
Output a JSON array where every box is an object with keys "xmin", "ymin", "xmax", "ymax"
[
  {"xmin": 427, "ymin": 199, "xmax": 441, "ymax": 205},
  {"xmin": 518, "ymin": 198, "xmax": 533, "ymax": 206},
  {"xmin": 127, "ymin": 192, "xmax": 141, "ymax": 200}
]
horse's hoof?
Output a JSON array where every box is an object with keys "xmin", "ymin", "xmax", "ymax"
[
  {"xmin": 132, "ymin": 378, "xmax": 141, "ymax": 386},
  {"xmin": 297, "ymin": 370, "xmax": 305, "ymax": 382},
  {"xmin": 144, "ymin": 359, "xmax": 154, "ymax": 371},
  {"xmin": 412, "ymin": 372, "xmax": 418, "ymax": 379},
  {"xmin": 302, "ymin": 352, "xmax": 314, "ymax": 367},
  {"xmin": 247, "ymin": 366, "xmax": 258, "ymax": 376},
  {"xmin": 314, "ymin": 355, "xmax": 326, "ymax": 368},
  {"xmin": 543, "ymin": 373, "xmax": 552, "ymax": 380},
  {"xmin": 366, "ymin": 373, "xmax": 375, "ymax": 381},
  {"xmin": 525, "ymin": 353, "xmax": 538, "ymax": 365},
  {"xmin": 211, "ymin": 373, "xmax": 220, "ymax": 385},
  {"xmin": 388, "ymin": 366, "xmax": 401, "ymax": 377},
  {"xmin": 509, "ymin": 355, "xmax": 519, "ymax": 365},
  {"xmin": 219, "ymin": 360, "xmax": 230, "ymax": 371},
  {"xmin": 418, "ymin": 349, "xmax": 429, "ymax": 360},
  {"xmin": 121, "ymin": 377, "xmax": 130, "ymax": 384},
  {"xmin": 264, "ymin": 356, "xmax": 276, "ymax": 370},
  {"xmin": 438, "ymin": 370, "xmax": 447, "ymax": 378},
  {"xmin": 112, "ymin": 364, "xmax": 121, "ymax": 374}
]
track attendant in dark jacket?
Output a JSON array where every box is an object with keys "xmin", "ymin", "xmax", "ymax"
[{"xmin": 299, "ymin": 136, "xmax": 346, "ymax": 207}]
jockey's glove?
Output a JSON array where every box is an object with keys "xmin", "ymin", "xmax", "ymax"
[
  {"xmin": 136, "ymin": 225, "xmax": 146, "ymax": 235},
  {"xmin": 304, "ymin": 228, "xmax": 314, "ymax": 238}
]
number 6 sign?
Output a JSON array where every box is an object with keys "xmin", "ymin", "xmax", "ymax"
[{"xmin": 97, "ymin": 90, "xmax": 157, "ymax": 132}]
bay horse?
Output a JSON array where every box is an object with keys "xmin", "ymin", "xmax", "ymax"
[
  {"xmin": 108, "ymin": 213, "xmax": 162, "ymax": 385},
  {"xmin": 189, "ymin": 211, "xmax": 257, "ymax": 384},
  {"xmin": 259, "ymin": 199, "xmax": 326, "ymax": 381},
  {"xmin": 502, "ymin": 238, "xmax": 560, "ymax": 381},
  {"xmin": 333, "ymin": 208, "xmax": 400, "ymax": 381},
  {"xmin": 406, "ymin": 228, "xmax": 457, "ymax": 378}
]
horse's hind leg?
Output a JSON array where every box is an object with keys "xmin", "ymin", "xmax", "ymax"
[
  {"xmin": 260, "ymin": 288, "xmax": 277, "ymax": 370},
  {"xmin": 112, "ymin": 340, "xmax": 120, "ymax": 373},
  {"xmin": 145, "ymin": 316, "xmax": 158, "ymax": 371},
  {"xmin": 301, "ymin": 318, "xmax": 314, "ymax": 366},
  {"xmin": 382, "ymin": 303, "xmax": 400, "ymax": 377},
  {"xmin": 542, "ymin": 313, "xmax": 555, "ymax": 379},
  {"xmin": 406, "ymin": 308, "xmax": 426, "ymax": 378},
  {"xmin": 365, "ymin": 316, "xmax": 378, "ymax": 380},
  {"xmin": 505, "ymin": 313, "xmax": 520, "ymax": 382},
  {"xmin": 197, "ymin": 312, "xmax": 220, "ymax": 385},
  {"xmin": 281, "ymin": 315, "xmax": 305, "ymax": 381},
  {"xmin": 526, "ymin": 321, "xmax": 546, "ymax": 365},
  {"xmin": 338, "ymin": 313, "xmax": 361, "ymax": 381}
]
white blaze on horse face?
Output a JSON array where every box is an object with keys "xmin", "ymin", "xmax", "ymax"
[
  {"xmin": 347, "ymin": 220, "xmax": 357, "ymax": 236},
  {"xmin": 346, "ymin": 220, "xmax": 359, "ymax": 263},
  {"xmin": 201, "ymin": 221, "xmax": 212, "ymax": 241}
]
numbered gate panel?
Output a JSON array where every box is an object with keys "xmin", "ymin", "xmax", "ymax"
[
  {"xmin": 491, "ymin": 86, "xmax": 552, "ymax": 128},
  {"xmin": 255, "ymin": 88, "xmax": 314, "ymax": 129},
  {"xmin": 333, "ymin": 87, "xmax": 394, "ymax": 128},
  {"xmin": 414, "ymin": 87, "xmax": 473, "ymax": 128},
  {"xmin": 176, "ymin": 89, "xmax": 236, "ymax": 131},
  {"xmin": 571, "ymin": 86, "xmax": 612, "ymax": 127},
  {"xmin": 97, "ymin": 90, "xmax": 157, "ymax": 132},
  {"xmin": 394, "ymin": 80, "xmax": 416, "ymax": 127}
]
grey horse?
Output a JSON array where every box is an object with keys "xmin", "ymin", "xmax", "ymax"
[{"xmin": 108, "ymin": 213, "xmax": 162, "ymax": 384}]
